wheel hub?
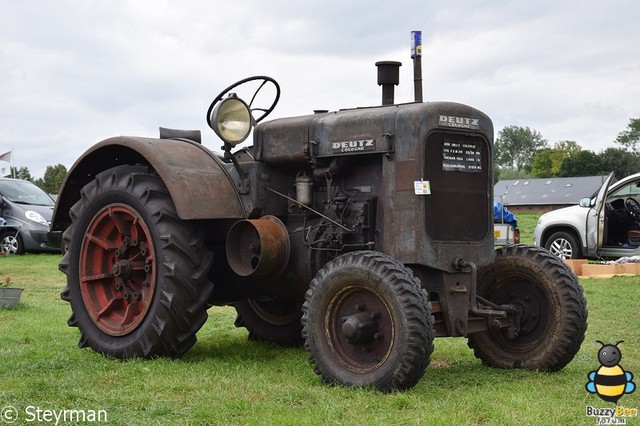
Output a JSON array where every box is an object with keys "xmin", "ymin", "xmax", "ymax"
[
  {"xmin": 112, "ymin": 259, "xmax": 131, "ymax": 278},
  {"xmin": 511, "ymin": 294, "xmax": 541, "ymax": 335},
  {"xmin": 341, "ymin": 310, "xmax": 381, "ymax": 344},
  {"xmin": 327, "ymin": 288, "xmax": 394, "ymax": 372},
  {"xmin": 79, "ymin": 204, "xmax": 156, "ymax": 336}
]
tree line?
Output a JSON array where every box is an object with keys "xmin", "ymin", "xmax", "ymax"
[
  {"xmin": 494, "ymin": 118, "xmax": 640, "ymax": 182},
  {"xmin": 8, "ymin": 164, "xmax": 68, "ymax": 195}
]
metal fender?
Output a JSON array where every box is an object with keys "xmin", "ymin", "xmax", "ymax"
[{"xmin": 51, "ymin": 136, "xmax": 246, "ymax": 232}]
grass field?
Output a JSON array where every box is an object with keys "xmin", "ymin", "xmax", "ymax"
[{"xmin": 1, "ymin": 251, "xmax": 639, "ymax": 425}]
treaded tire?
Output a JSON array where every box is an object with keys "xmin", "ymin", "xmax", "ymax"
[
  {"xmin": 234, "ymin": 298, "xmax": 303, "ymax": 347},
  {"xmin": 467, "ymin": 245, "xmax": 587, "ymax": 371},
  {"xmin": 302, "ymin": 250, "xmax": 435, "ymax": 392},
  {"xmin": 59, "ymin": 165, "xmax": 214, "ymax": 358},
  {"xmin": 0, "ymin": 231, "xmax": 25, "ymax": 255},
  {"xmin": 545, "ymin": 231, "xmax": 581, "ymax": 260}
]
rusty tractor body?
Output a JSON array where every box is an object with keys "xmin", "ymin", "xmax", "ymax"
[{"xmin": 50, "ymin": 64, "xmax": 587, "ymax": 391}]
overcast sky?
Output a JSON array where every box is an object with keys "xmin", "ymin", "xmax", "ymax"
[{"xmin": 1, "ymin": 0, "xmax": 638, "ymax": 179}]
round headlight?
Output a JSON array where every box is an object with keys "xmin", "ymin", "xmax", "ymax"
[{"xmin": 212, "ymin": 96, "xmax": 252, "ymax": 145}]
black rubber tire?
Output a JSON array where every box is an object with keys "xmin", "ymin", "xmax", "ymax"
[
  {"xmin": 544, "ymin": 231, "xmax": 581, "ymax": 259},
  {"xmin": 59, "ymin": 165, "xmax": 214, "ymax": 358},
  {"xmin": 234, "ymin": 298, "xmax": 304, "ymax": 347},
  {"xmin": 467, "ymin": 245, "xmax": 587, "ymax": 371},
  {"xmin": 0, "ymin": 231, "xmax": 24, "ymax": 255},
  {"xmin": 302, "ymin": 250, "xmax": 435, "ymax": 392}
]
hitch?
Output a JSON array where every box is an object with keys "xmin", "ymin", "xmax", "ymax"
[{"xmin": 452, "ymin": 257, "xmax": 522, "ymax": 338}]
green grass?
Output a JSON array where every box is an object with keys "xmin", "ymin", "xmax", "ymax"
[
  {"xmin": 1, "ymin": 254, "xmax": 639, "ymax": 425},
  {"xmin": 516, "ymin": 212, "xmax": 540, "ymax": 245}
]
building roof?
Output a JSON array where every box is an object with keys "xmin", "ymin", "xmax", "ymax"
[{"xmin": 494, "ymin": 175, "xmax": 609, "ymax": 206}]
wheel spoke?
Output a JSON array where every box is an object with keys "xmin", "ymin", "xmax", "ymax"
[
  {"xmin": 81, "ymin": 272, "xmax": 115, "ymax": 282},
  {"xmin": 121, "ymin": 302, "xmax": 142, "ymax": 330},
  {"xmin": 84, "ymin": 233, "xmax": 117, "ymax": 251},
  {"xmin": 109, "ymin": 207, "xmax": 130, "ymax": 236},
  {"xmin": 95, "ymin": 297, "xmax": 124, "ymax": 322}
]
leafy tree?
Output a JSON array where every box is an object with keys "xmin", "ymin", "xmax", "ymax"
[
  {"xmin": 531, "ymin": 141, "xmax": 583, "ymax": 178},
  {"xmin": 7, "ymin": 166, "xmax": 34, "ymax": 182},
  {"xmin": 599, "ymin": 147, "xmax": 640, "ymax": 180},
  {"xmin": 615, "ymin": 118, "xmax": 640, "ymax": 151},
  {"xmin": 34, "ymin": 164, "xmax": 68, "ymax": 194},
  {"xmin": 530, "ymin": 148, "xmax": 555, "ymax": 177},
  {"xmin": 557, "ymin": 150, "xmax": 602, "ymax": 177},
  {"xmin": 495, "ymin": 126, "xmax": 548, "ymax": 172}
]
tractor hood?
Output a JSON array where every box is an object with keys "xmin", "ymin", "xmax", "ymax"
[{"xmin": 253, "ymin": 102, "xmax": 493, "ymax": 166}]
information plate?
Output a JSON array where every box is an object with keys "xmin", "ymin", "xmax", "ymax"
[{"xmin": 442, "ymin": 139, "xmax": 482, "ymax": 172}]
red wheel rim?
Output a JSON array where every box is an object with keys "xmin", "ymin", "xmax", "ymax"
[{"xmin": 79, "ymin": 204, "xmax": 156, "ymax": 336}]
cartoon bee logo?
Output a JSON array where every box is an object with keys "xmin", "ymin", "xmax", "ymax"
[{"xmin": 586, "ymin": 340, "xmax": 636, "ymax": 403}]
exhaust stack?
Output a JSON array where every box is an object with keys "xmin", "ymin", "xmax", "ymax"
[
  {"xmin": 411, "ymin": 30, "xmax": 423, "ymax": 103},
  {"xmin": 375, "ymin": 61, "xmax": 401, "ymax": 106}
]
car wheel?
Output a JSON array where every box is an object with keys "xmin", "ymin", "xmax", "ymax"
[
  {"xmin": 545, "ymin": 231, "xmax": 581, "ymax": 259},
  {"xmin": 0, "ymin": 231, "xmax": 25, "ymax": 255}
]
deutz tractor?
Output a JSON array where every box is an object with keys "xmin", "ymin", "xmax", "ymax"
[{"xmin": 49, "ymin": 61, "xmax": 587, "ymax": 392}]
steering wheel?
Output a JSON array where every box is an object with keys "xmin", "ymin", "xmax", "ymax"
[
  {"xmin": 206, "ymin": 76, "xmax": 280, "ymax": 131},
  {"xmin": 624, "ymin": 198, "xmax": 640, "ymax": 220}
]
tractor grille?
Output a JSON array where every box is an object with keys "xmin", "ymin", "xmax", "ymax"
[{"xmin": 424, "ymin": 131, "xmax": 490, "ymax": 242}]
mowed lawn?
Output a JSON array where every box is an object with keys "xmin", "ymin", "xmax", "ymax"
[{"xmin": 0, "ymin": 251, "xmax": 638, "ymax": 425}]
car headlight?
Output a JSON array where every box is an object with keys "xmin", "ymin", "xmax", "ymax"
[
  {"xmin": 211, "ymin": 95, "xmax": 253, "ymax": 145},
  {"xmin": 25, "ymin": 210, "xmax": 49, "ymax": 226}
]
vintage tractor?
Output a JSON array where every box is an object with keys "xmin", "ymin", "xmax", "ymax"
[{"xmin": 50, "ymin": 61, "xmax": 587, "ymax": 392}]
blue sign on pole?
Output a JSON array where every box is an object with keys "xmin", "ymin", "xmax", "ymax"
[{"xmin": 411, "ymin": 31, "xmax": 422, "ymax": 59}]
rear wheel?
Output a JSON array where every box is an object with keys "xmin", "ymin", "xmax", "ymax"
[
  {"xmin": 59, "ymin": 165, "xmax": 214, "ymax": 358},
  {"xmin": 468, "ymin": 245, "xmax": 587, "ymax": 371},
  {"xmin": 545, "ymin": 231, "xmax": 580, "ymax": 259},
  {"xmin": 234, "ymin": 298, "xmax": 303, "ymax": 347},
  {"xmin": 302, "ymin": 251, "xmax": 434, "ymax": 392}
]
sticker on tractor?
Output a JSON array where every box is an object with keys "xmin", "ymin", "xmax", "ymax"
[
  {"xmin": 331, "ymin": 139, "xmax": 376, "ymax": 154},
  {"xmin": 442, "ymin": 139, "xmax": 482, "ymax": 173},
  {"xmin": 414, "ymin": 180, "xmax": 431, "ymax": 195}
]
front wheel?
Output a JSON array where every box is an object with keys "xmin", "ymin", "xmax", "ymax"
[
  {"xmin": 468, "ymin": 245, "xmax": 587, "ymax": 371},
  {"xmin": 0, "ymin": 231, "xmax": 24, "ymax": 255},
  {"xmin": 302, "ymin": 251, "xmax": 435, "ymax": 392},
  {"xmin": 59, "ymin": 165, "xmax": 214, "ymax": 358},
  {"xmin": 545, "ymin": 231, "xmax": 581, "ymax": 259}
]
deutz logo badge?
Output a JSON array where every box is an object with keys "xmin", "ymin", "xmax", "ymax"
[
  {"xmin": 439, "ymin": 115, "xmax": 480, "ymax": 130},
  {"xmin": 331, "ymin": 139, "xmax": 376, "ymax": 153}
]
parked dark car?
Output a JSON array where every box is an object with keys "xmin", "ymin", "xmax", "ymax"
[{"xmin": 0, "ymin": 178, "xmax": 57, "ymax": 254}]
